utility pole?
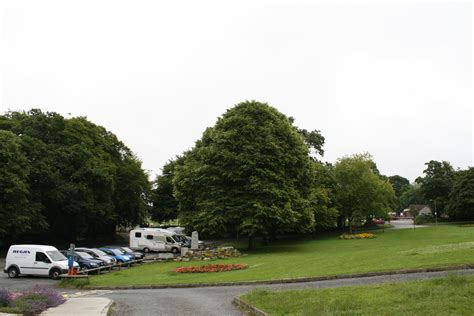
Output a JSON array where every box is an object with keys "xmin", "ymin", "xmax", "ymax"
[{"xmin": 430, "ymin": 199, "xmax": 438, "ymax": 227}]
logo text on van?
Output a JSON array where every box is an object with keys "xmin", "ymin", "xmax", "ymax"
[{"xmin": 13, "ymin": 250, "xmax": 31, "ymax": 254}]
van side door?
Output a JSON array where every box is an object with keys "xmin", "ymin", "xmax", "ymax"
[
  {"xmin": 131, "ymin": 231, "xmax": 141, "ymax": 248},
  {"xmin": 34, "ymin": 252, "xmax": 52, "ymax": 276}
]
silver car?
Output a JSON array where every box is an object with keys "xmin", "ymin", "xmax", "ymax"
[{"xmin": 75, "ymin": 247, "xmax": 116, "ymax": 266}]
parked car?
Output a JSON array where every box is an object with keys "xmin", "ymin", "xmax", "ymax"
[
  {"xmin": 75, "ymin": 247, "xmax": 116, "ymax": 265},
  {"xmin": 109, "ymin": 246, "xmax": 145, "ymax": 260},
  {"xmin": 99, "ymin": 248, "xmax": 133, "ymax": 263},
  {"xmin": 59, "ymin": 250, "xmax": 104, "ymax": 270},
  {"xmin": 4, "ymin": 244, "xmax": 79, "ymax": 280},
  {"xmin": 372, "ymin": 218, "xmax": 385, "ymax": 225}
]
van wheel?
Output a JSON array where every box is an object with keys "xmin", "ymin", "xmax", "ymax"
[
  {"xmin": 7, "ymin": 267, "xmax": 19, "ymax": 278},
  {"xmin": 171, "ymin": 247, "xmax": 179, "ymax": 254},
  {"xmin": 143, "ymin": 247, "xmax": 150, "ymax": 253},
  {"xmin": 50, "ymin": 268, "xmax": 61, "ymax": 280}
]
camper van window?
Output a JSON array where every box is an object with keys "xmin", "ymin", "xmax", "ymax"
[
  {"xmin": 36, "ymin": 252, "xmax": 48, "ymax": 262},
  {"xmin": 135, "ymin": 232, "xmax": 142, "ymax": 238},
  {"xmin": 146, "ymin": 235, "xmax": 153, "ymax": 240},
  {"xmin": 166, "ymin": 237, "xmax": 173, "ymax": 243}
]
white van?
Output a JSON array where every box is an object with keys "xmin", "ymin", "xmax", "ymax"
[
  {"xmin": 4, "ymin": 244, "xmax": 79, "ymax": 279},
  {"xmin": 129, "ymin": 228, "xmax": 183, "ymax": 254}
]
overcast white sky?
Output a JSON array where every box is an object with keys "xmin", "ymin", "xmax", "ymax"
[{"xmin": 1, "ymin": 0, "xmax": 472, "ymax": 181}]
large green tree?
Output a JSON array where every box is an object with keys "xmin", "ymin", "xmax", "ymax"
[
  {"xmin": 150, "ymin": 156, "xmax": 185, "ymax": 223},
  {"xmin": 333, "ymin": 153, "xmax": 395, "ymax": 232},
  {"xmin": 0, "ymin": 131, "xmax": 45, "ymax": 247},
  {"xmin": 173, "ymin": 101, "xmax": 316, "ymax": 248},
  {"xmin": 388, "ymin": 175, "xmax": 410, "ymax": 212},
  {"xmin": 446, "ymin": 168, "xmax": 474, "ymax": 220},
  {"xmin": 415, "ymin": 160, "xmax": 455, "ymax": 215},
  {"xmin": 0, "ymin": 110, "xmax": 150, "ymax": 243}
]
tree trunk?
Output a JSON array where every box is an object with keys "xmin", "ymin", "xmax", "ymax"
[
  {"xmin": 337, "ymin": 216, "xmax": 344, "ymax": 228},
  {"xmin": 248, "ymin": 235, "xmax": 255, "ymax": 250}
]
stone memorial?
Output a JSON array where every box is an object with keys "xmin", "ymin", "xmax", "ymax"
[{"xmin": 191, "ymin": 231, "xmax": 199, "ymax": 250}]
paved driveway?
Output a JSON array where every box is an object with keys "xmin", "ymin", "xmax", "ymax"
[
  {"xmin": 93, "ymin": 269, "xmax": 474, "ymax": 316},
  {"xmin": 389, "ymin": 219, "xmax": 427, "ymax": 229}
]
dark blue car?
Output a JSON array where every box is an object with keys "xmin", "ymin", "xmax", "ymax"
[{"xmin": 59, "ymin": 250, "xmax": 104, "ymax": 270}]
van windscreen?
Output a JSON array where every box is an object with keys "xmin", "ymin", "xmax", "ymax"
[{"xmin": 46, "ymin": 251, "xmax": 67, "ymax": 262}]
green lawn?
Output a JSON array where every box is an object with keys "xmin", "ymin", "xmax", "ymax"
[
  {"xmin": 240, "ymin": 273, "xmax": 474, "ymax": 315},
  {"xmin": 87, "ymin": 225, "xmax": 474, "ymax": 287}
]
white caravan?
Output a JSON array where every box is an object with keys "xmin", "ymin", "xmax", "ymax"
[
  {"xmin": 4, "ymin": 244, "xmax": 79, "ymax": 279},
  {"xmin": 129, "ymin": 228, "xmax": 183, "ymax": 254}
]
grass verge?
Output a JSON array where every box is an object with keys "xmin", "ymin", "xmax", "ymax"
[{"xmin": 240, "ymin": 273, "xmax": 474, "ymax": 315}]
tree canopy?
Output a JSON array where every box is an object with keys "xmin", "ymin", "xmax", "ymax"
[
  {"xmin": 447, "ymin": 168, "xmax": 474, "ymax": 220},
  {"xmin": 415, "ymin": 160, "xmax": 455, "ymax": 215},
  {"xmin": 388, "ymin": 175, "xmax": 410, "ymax": 212},
  {"xmin": 333, "ymin": 153, "xmax": 395, "ymax": 232},
  {"xmin": 150, "ymin": 156, "xmax": 185, "ymax": 222},
  {"xmin": 0, "ymin": 110, "xmax": 150, "ymax": 246},
  {"xmin": 173, "ymin": 101, "xmax": 316, "ymax": 247}
]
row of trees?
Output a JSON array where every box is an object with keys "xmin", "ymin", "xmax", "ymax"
[
  {"xmin": 0, "ymin": 110, "xmax": 150, "ymax": 247},
  {"xmin": 2, "ymin": 102, "xmax": 471, "ymax": 248},
  {"xmin": 389, "ymin": 161, "xmax": 474, "ymax": 220},
  {"xmin": 150, "ymin": 101, "xmax": 396, "ymax": 246}
]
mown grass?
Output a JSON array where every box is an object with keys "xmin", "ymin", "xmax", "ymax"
[
  {"xmin": 240, "ymin": 273, "xmax": 474, "ymax": 315},
  {"xmin": 88, "ymin": 225, "xmax": 474, "ymax": 287}
]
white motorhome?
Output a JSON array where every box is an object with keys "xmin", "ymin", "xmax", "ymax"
[
  {"xmin": 129, "ymin": 228, "xmax": 183, "ymax": 254},
  {"xmin": 4, "ymin": 244, "xmax": 79, "ymax": 279}
]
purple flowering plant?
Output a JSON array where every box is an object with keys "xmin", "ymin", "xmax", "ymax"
[{"xmin": 0, "ymin": 285, "xmax": 65, "ymax": 315}]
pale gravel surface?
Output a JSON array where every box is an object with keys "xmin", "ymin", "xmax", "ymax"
[{"xmin": 389, "ymin": 219, "xmax": 427, "ymax": 229}]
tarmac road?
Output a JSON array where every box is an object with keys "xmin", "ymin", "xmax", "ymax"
[{"xmin": 94, "ymin": 269, "xmax": 474, "ymax": 316}]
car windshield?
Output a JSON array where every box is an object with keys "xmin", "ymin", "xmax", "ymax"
[
  {"xmin": 121, "ymin": 247, "xmax": 133, "ymax": 253},
  {"xmin": 171, "ymin": 235, "xmax": 181, "ymax": 243},
  {"xmin": 77, "ymin": 252, "xmax": 93, "ymax": 259},
  {"xmin": 93, "ymin": 249, "xmax": 107, "ymax": 256},
  {"xmin": 110, "ymin": 249, "xmax": 123, "ymax": 256},
  {"xmin": 46, "ymin": 251, "xmax": 67, "ymax": 262},
  {"xmin": 174, "ymin": 235, "xmax": 186, "ymax": 242}
]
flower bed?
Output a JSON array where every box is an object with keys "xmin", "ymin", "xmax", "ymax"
[
  {"xmin": 0, "ymin": 286, "xmax": 66, "ymax": 315},
  {"xmin": 173, "ymin": 263, "xmax": 248, "ymax": 273},
  {"xmin": 339, "ymin": 233, "xmax": 376, "ymax": 240}
]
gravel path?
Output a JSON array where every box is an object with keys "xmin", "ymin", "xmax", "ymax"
[
  {"xmin": 389, "ymin": 219, "xmax": 427, "ymax": 229},
  {"xmin": 89, "ymin": 269, "xmax": 474, "ymax": 316}
]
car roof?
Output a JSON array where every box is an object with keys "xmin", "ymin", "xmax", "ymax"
[{"xmin": 10, "ymin": 245, "xmax": 58, "ymax": 251}]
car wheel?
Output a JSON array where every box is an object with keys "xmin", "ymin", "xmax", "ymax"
[
  {"xmin": 143, "ymin": 247, "xmax": 150, "ymax": 253},
  {"xmin": 7, "ymin": 267, "xmax": 19, "ymax": 278},
  {"xmin": 50, "ymin": 268, "xmax": 61, "ymax": 280},
  {"xmin": 171, "ymin": 247, "xmax": 179, "ymax": 254}
]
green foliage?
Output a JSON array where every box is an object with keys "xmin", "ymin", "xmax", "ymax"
[
  {"xmin": 333, "ymin": 153, "xmax": 395, "ymax": 232},
  {"xmin": 311, "ymin": 162, "xmax": 339, "ymax": 230},
  {"xmin": 0, "ymin": 131, "xmax": 45, "ymax": 246},
  {"xmin": 388, "ymin": 175, "xmax": 410, "ymax": 211},
  {"xmin": 150, "ymin": 156, "xmax": 185, "ymax": 222},
  {"xmin": 174, "ymin": 101, "xmax": 316, "ymax": 244},
  {"xmin": 415, "ymin": 214, "xmax": 433, "ymax": 225},
  {"xmin": 0, "ymin": 109, "xmax": 150, "ymax": 244},
  {"xmin": 415, "ymin": 160, "xmax": 455, "ymax": 214},
  {"xmin": 399, "ymin": 183, "xmax": 424, "ymax": 210},
  {"xmin": 447, "ymin": 167, "xmax": 474, "ymax": 220}
]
